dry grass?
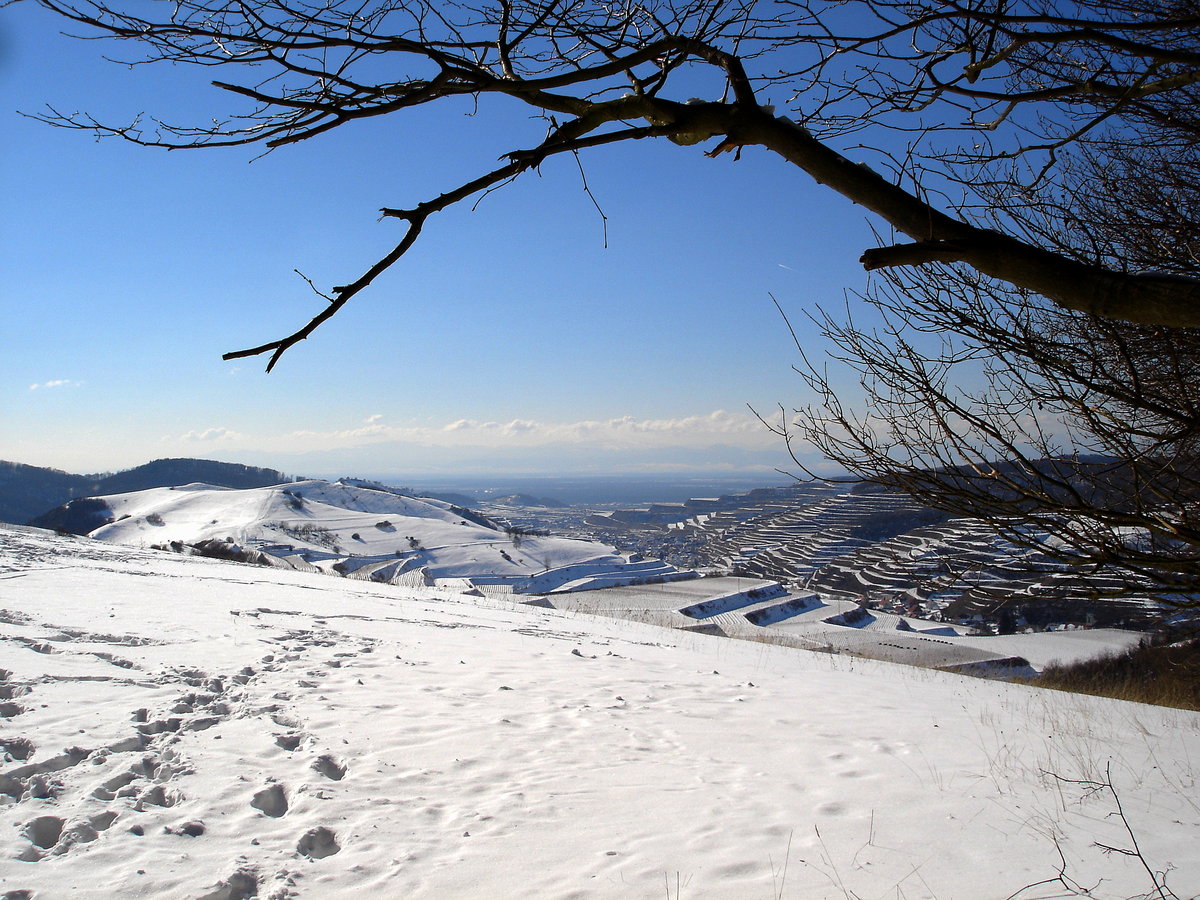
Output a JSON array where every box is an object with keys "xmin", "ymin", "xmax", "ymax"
[{"xmin": 1031, "ymin": 635, "xmax": 1200, "ymax": 710}]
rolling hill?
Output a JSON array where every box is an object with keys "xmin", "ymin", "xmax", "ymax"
[
  {"xmin": 0, "ymin": 459, "xmax": 294, "ymax": 527},
  {"xmin": 31, "ymin": 479, "xmax": 688, "ymax": 594}
]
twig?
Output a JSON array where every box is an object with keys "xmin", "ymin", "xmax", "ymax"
[{"xmin": 1037, "ymin": 763, "xmax": 1179, "ymax": 900}]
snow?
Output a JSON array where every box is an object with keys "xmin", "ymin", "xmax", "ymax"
[
  {"xmin": 1, "ymin": 525, "xmax": 1198, "ymax": 899},
  {"xmin": 78, "ymin": 481, "xmax": 686, "ymax": 594}
]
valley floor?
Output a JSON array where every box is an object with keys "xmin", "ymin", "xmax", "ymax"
[{"xmin": 1, "ymin": 526, "xmax": 1197, "ymax": 899}]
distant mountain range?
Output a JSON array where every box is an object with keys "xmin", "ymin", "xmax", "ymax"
[{"xmin": 0, "ymin": 458, "xmax": 296, "ymax": 526}]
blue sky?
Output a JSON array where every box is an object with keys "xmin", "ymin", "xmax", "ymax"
[{"xmin": 2, "ymin": 3, "xmax": 881, "ymax": 481}]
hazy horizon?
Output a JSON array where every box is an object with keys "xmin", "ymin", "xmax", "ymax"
[{"xmin": 6, "ymin": 451, "xmax": 804, "ymax": 507}]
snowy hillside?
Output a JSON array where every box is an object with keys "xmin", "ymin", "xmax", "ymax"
[
  {"xmin": 1, "ymin": 525, "xmax": 1197, "ymax": 899},
  {"xmin": 50, "ymin": 480, "xmax": 687, "ymax": 593},
  {"xmin": 699, "ymin": 490, "xmax": 1162, "ymax": 629}
]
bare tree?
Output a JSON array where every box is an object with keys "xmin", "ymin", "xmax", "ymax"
[
  {"xmin": 775, "ymin": 262, "xmax": 1200, "ymax": 606},
  {"xmin": 28, "ymin": 0, "xmax": 1200, "ymax": 370},
  {"xmin": 770, "ymin": 11, "xmax": 1200, "ymax": 610}
]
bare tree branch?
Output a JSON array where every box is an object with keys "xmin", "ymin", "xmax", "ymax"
[{"xmin": 28, "ymin": 0, "xmax": 1200, "ymax": 371}]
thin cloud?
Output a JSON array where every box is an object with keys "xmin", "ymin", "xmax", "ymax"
[
  {"xmin": 279, "ymin": 410, "xmax": 776, "ymax": 453},
  {"xmin": 29, "ymin": 379, "xmax": 83, "ymax": 391},
  {"xmin": 179, "ymin": 427, "xmax": 241, "ymax": 442}
]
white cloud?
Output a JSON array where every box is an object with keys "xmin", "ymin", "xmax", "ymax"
[
  {"xmin": 438, "ymin": 410, "xmax": 766, "ymax": 442},
  {"xmin": 365, "ymin": 414, "xmax": 383, "ymax": 424},
  {"xmin": 442, "ymin": 419, "xmax": 538, "ymax": 436},
  {"xmin": 29, "ymin": 379, "xmax": 82, "ymax": 391},
  {"xmin": 290, "ymin": 423, "xmax": 393, "ymax": 442},
  {"xmin": 179, "ymin": 427, "xmax": 241, "ymax": 443},
  {"xmin": 275, "ymin": 409, "xmax": 777, "ymax": 454}
]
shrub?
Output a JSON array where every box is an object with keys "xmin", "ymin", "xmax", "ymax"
[
  {"xmin": 192, "ymin": 539, "xmax": 262, "ymax": 565},
  {"xmin": 1034, "ymin": 635, "xmax": 1200, "ymax": 710}
]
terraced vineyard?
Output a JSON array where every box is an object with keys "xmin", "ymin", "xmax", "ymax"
[
  {"xmin": 701, "ymin": 489, "xmax": 1161, "ymax": 629},
  {"xmin": 703, "ymin": 489, "xmax": 948, "ymax": 582}
]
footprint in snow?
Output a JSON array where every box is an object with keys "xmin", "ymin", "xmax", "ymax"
[
  {"xmin": 165, "ymin": 819, "xmax": 206, "ymax": 837},
  {"xmin": 135, "ymin": 784, "xmax": 182, "ymax": 809},
  {"xmin": 296, "ymin": 826, "xmax": 340, "ymax": 859},
  {"xmin": 22, "ymin": 815, "xmax": 64, "ymax": 852},
  {"xmin": 1, "ymin": 737, "xmax": 35, "ymax": 761},
  {"xmin": 275, "ymin": 732, "xmax": 304, "ymax": 752},
  {"xmin": 198, "ymin": 870, "xmax": 259, "ymax": 900},
  {"xmin": 0, "ymin": 683, "xmax": 30, "ymax": 700},
  {"xmin": 311, "ymin": 754, "xmax": 347, "ymax": 781},
  {"xmin": 251, "ymin": 783, "xmax": 289, "ymax": 818}
]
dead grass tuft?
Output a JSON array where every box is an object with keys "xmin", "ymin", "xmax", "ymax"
[{"xmin": 1031, "ymin": 635, "xmax": 1200, "ymax": 710}]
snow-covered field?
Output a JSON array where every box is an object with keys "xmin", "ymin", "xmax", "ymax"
[
  {"xmin": 52, "ymin": 480, "xmax": 686, "ymax": 593},
  {"xmin": 1, "ymin": 525, "xmax": 1198, "ymax": 899}
]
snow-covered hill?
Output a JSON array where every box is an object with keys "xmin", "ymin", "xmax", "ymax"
[
  {"xmin": 49, "ymin": 480, "xmax": 688, "ymax": 593},
  {"xmin": 1, "ymin": 525, "xmax": 1197, "ymax": 899}
]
